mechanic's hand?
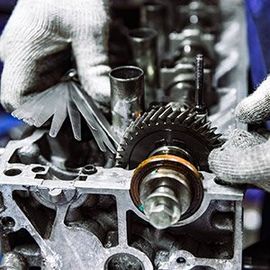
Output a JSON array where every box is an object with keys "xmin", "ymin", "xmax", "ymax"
[
  {"xmin": 209, "ymin": 75, "xmax": 270, "ymax": 192},
  {"xmin": 0, "ymin": 0, "xmax": 110, "ymax": 112}
]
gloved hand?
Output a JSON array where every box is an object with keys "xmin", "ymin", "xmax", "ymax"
[
  {"xmin": 0, "ymin": 0, "xmax": 111, "ymax": 112},
  {"xmin": 209, "ymin": 75, "xmax": 270, "ymax": 192}
]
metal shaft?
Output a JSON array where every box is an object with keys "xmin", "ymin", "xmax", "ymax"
[
  {"xmin": 195, "ymin": 54, "xmax": 206, "ymax": 114},
  {"xmin": 140, "ymin": 168, "xmax": 192, "ymax": 230},
  {"xmin": 135, "ymin": 146, "xmax": 201, "ymax": 230},
  {"xmin": 110, "ymin": 66, "xmax": 145, "ymax": 138},
  {"xmin": 129, "ymin": 27, "xmax": 159, "ymax": 106}
]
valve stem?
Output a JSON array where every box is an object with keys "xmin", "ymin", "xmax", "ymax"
[{"xmin": 195, "ymin": 54, "xmax": 206, "ymax": 114}]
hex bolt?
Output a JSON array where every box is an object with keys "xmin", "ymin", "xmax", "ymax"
[
  {"xmin": 143, "ymin": 186, "xmax": 182, "ymax": 230},
  {"xmin": 139, "ymin": 167, "xmax": 193, "ymax": 230}
]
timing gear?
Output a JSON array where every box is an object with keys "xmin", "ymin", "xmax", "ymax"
[{"xmin": 116, "ymin": 105, "xmax": 222, "ymax": 171}]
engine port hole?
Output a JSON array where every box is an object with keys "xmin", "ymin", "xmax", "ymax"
[
  {"xmin": 4, "ymin": 169, "xmax": 22, "ymax": 176},
  {"xmin": 32, "ymin": 166, "xmax": 46, "ymax": 173},
  {"xmin": 176, "ymin": 257, "xmax": 186, "ymax": 264},
  {"xmin": 105, "ymin": 253, "xmax": 144, "ymax": 270},
  {"xmin": 2, "ymin": 216, "xmax": 15, "ymax": 228}
]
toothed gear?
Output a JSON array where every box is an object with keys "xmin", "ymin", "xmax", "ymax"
[{"xmin": 117, "ymin": 105, "xmax": 222, "ymax": 170}]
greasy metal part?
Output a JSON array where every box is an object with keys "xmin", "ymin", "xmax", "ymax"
[
  {"xmin": 141, "ymin": 1, "xmax": 169, "ymax": 55},
  {"xmin": 163, "ymin": 24, "xmax": 218, "ymax": 108},
  {"xmin": 117, "ymin": 105, "xmax": 222, "ymax": 170},
  {"xmin": 0, "ymin": 252, "xmax": 28, "ymax": 269},
  {"xmin": 117, "ymin": 105, "xmax": 221, "ymax": 230},
  {"xmin": 0, "ymin": 132, "xmax": 243, "ymax": 269},
  {"xmin": 110, "ymin": 66, "xmax": 145, "ymax": 138},
  {"xmin": 0, "ymin": 1, "xmax": 249, "ymax": 269},
  {"xmin": 160, "ymin": 61, "xmax": 196, "ymax": 106},
  {"xmin": 150, "ymin": 145, "xmax": 193, "ymax": 163},
  {"xmin": 169, "ymin": 25, "xmax": 216, "ymax": 64},
  {"xmin": 129, "ymin": 27, "xmax": 159, "ymax": 105},
  {"xmin": 176, "ymin": 0, "xmax": 221, "ymax": 35},
  {"xmin": 195, "ymin": 54, "xmax": 206, "ymax": 114},
  {"xmin": 131, "ymin": 154, "xmax": 203, "ymax": 229}
]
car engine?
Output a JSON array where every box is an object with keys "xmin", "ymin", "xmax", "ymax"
[{"xmin": 0, "ymin": 0, "xmax": 248, "ymax": 269}]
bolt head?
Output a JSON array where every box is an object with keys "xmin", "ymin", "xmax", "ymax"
[{"xmin": 144, "ymin": 196, "xmax": 181, "ymax": 230}]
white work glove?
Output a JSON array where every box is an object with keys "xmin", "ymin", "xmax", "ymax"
[
  {"xmin": 209, "ymin": 75, "xmax": 270, "ymax": 192},
  {"xmin": 0, "ymin": 0, "xmax": 111, "ymax": 112}
]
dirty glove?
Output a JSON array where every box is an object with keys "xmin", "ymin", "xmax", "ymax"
[
  {"xmin": 0, "ymin": 0, "xmax": 110, "ymax": 112},
  {"xmin": 209, "ymin": 75, "xmax": 270, "ymax": 192}
]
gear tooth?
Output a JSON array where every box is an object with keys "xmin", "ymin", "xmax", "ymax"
[
  {"xmin": 212, "ymin": 140, "xmax": 223, "ymax": 148},
  {"xmin": 210, "ymin": 127, "xmax": 218, "ymax": 133},
  {"xmin": 183, "ymin": 112, "xmax": 197, "ymax": 125},
  {"xmin": 159, "ymin": 106, "xmax": 174, "ymax": 121},
  {"xmin": 204, "ymin": 131, "xmax": 216, "ymax": 140},
  {"xmin": 135, "ymin": 111, "xmax": 148, "ymax": 128},
  {"xmin": 121, "ymin": 140, "xmax": 128, "ymax": 147},
  {"xmin": 167, "ymin": 109, "xmax": 181, "ymax": 123},
  {"xmin": 197, "ymin": 121, "xmax": 211, "ymax": 132},
  {"xmin": 124, "ymin": 132, "xmax": 133, "ymax": 141},
  {"xmin": 117, "ymin": 145, "xmax": 125, "ymax": 152},
  {"xmin": 142, "ymin": 108, "xmax": 159, "ymax": 124},
  {"xmin": 190, "ymin": 116, "xmax": 205, "ymax": 129},
  {"xmin": 175, "ymin": 109, "xmax": 190, "ymax": 123},
  {"xmin": 150, "ymin": 107, "xmax": 166, "ymax": 122},
  {"xmin": 211, "ymin": 134, "xmax": 223, "ymax": 141},
  {"xmin": 116, "ymin": 104, "xmax": 223, "ymax": 170}
]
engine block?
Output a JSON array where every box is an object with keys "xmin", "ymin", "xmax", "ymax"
[{"xmin": 0, "ymin": 0, "xmax": 248, "ymax": 269}]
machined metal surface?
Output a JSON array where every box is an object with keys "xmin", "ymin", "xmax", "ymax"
[
  {"xmin": 110, "ymin": 66, "xmax": 145, "ymax": 138},
  {"xmin": 0, "ymin": 0, "xmax": 248, "ymax": 269},
  {"xmin": 129, "ymin": 27, "xmax": 159, "ymax": 105},
  {"xmin": 141, "ymin": 1, "xmax": 169, "ymax": 55},
  {"xmin": 0, "ymin": 131, "xmax": 243, "ymax": 269}
]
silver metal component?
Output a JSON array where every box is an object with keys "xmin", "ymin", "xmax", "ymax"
[
  {"xmin": 0, "ymin": 252, "xmax": 27, "ymax": 270},
  {"xmin": 0, "ymin": 133, "xmax": 243, "ymax": 269},
  {"xmin": 140, "ymin": 168, "xmax": 192, "ymax": 229},
  {"xmin": 176, "ymin": 0, "xmax": 220, "ymax": 34},
  {"xmin": 0, "ymin": 1, "xmax": 248, "ymax": 269},
  {"xmin": 110, "ymin": 66, "xmax": 145, "ymax": 138},
  {"xmin": 129, "ymin": 28, "xmax": 159, "ymax": 105},
  {"xmin": 48, "ymin": 188, "xmax": 64, "ymax": 203},
  {"xmin": 150, "ymin": 146, "xmax": 192, "ymax": 162},
  {"xmin": 169, "ymin": 26, "xmax": 215, "ymax": 60},
  {"xmin": 163, "ymin": 26, "xmax": 216, "ymax": 107},
  {"xmin": 141, "ymin": 1, "xmax": 168, "ymax": 55}
]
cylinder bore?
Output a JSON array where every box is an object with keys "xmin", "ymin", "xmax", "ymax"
[
  {"xmin": 130, "ymin": 154, "xmax": 203, "ymax": 229},
  {"xmin": 110, "ymin": 66, "xmax": 145, "ymax": 137}
]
